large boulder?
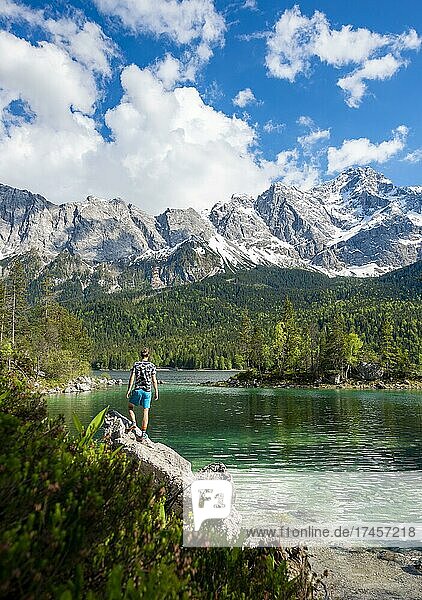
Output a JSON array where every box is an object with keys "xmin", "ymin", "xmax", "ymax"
[
  {"xmin": 76, "ymin": 382, "xmax": 92, "ymax": 392},
  {"xmin": 104, "ymin": 410, "xmax": 194, "ymax": 516},
  {"xmin": 103, "ymin": 410, "xmax": 241, "ymax": 542}
]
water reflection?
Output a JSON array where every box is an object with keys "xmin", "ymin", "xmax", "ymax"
[{"xmin": 48, "ymin": 383, "xmax": 422, "ymax": 473}]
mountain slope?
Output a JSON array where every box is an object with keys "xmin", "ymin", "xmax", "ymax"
[{"xmin": 0, "ymin": 166, "xmax": 421, "ymax": 287}]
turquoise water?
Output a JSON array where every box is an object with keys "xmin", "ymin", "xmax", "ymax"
[
  {"xmin": 47, "ymin": 374, "xmax": 422, "ymax": 525},
  {"xmin": 47, "ymin": 374, "xmax": 422, "ymax": 472}
]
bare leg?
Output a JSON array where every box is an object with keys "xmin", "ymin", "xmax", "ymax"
[
  {"xmin": 128, "ymin": 403, "xmax": 136, "ymax": 426},
  {"xmin": 141, "ymin": 408, "xmax": 149, "ymax": 433}
]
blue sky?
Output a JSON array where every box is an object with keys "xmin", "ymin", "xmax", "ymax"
[{"xmin": 0, "ymin": 0, "xmax": 421, "ymax": 213}]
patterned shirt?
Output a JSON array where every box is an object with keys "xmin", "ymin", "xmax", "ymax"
[{"xmin": 132, "ymin": 360, "xmax": 156, "ymax": 392}]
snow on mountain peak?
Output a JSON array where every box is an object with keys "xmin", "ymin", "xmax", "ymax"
[{"xmin": 0, "ymin": 167, "xmax": 421, "ymax": 280}]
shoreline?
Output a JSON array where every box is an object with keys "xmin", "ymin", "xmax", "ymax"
[
  {"xmin": 310, "ymin": 546, "xmax": 422, "ymax": 599},
  {"xmin": 41, "ymin": 370, "xmax": 422, "ymax": 395},
  {"xmin": 40, "ymin": 375, "xmax": 124, "ymax": 395},
  {"xmin": 211, "ymin": 377, "xmax": 422, "ymax": 391}
]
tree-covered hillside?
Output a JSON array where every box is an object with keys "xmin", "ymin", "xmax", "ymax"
[
  {"xmin": 68, "ymin": 263, "xmax": 422, "ymax": 377},
  {"xmin": 0, "ymin": 254, "xmax": 420, "ymax": 380}
]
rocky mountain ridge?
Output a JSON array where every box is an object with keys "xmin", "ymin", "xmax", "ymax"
[{"xmin": 0, "ymin": 167, "xmax": 421, "ymax": 288}]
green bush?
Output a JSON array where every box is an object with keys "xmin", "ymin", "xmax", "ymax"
[{"xmin": 0, "ymin": 376, "xmax": 312, "ymax": 599}]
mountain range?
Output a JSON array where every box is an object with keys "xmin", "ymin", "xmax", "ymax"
[{"xmin": 1, "ymin": 166, "xmax": 421, "ymax": 289}]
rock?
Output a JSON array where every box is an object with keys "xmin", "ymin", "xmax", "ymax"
[
  {"xmin": 104, "ymin": 410, "xmax": 194, "ymax": 517},
  {"xmin": 356, "ymin": 362, "xmax": 384, "ymax": 381},
  {"xmin": 1, "ymin": 169, "xmax": 421, "ymax": 290},
  {"xmin": 76, "ymin": 382, "xmax": 91, "ymax": 392},
  {"xmin": 103, "ymin": 409, "xmax": 241, "ymax": 540},
  {"xmin": 377, "ymin": 550, "xmax": 402, "ymax": 563},
  {"xmin": 43, "ymin": 374, "xmax": 126, "ymax": 395},
  {"xmin": 412, "ymin": 558, "xmax": 422, "ymax": 573}
]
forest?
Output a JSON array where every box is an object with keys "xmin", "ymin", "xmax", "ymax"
[
  {"xmin": 0, "ymin": 259, "xmax": 421, "ymax": 383},
  {"xmin": 76, "ymin": 263, "xmax": 421, "ymax": 381},
  {"xmin": 0, "ymin": 260, "xmax": 91, "ymax": 382}
]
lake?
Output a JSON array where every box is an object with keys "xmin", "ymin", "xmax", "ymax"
[{"xmin": 47, "ymin": 371, "xmax": 422, "ymax": 527}]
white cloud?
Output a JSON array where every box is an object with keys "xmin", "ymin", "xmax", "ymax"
[
  {"xmin": 265, "ymin": 6, "xmax": 421, "ymax": 106},
  {"xmin": 0, "ymin": 29, "xmax": 102, "ymax": 191},
  {"xmin": 93, "ymin": 0, "xmax": 225, "ymax": 83},
  {"xmin": 243, "ymin": 0, "xmax": 258, "ymax": 10},
  {"xmin": 0, "ymin": 0, "xmax": 39, "ymax": 22},
  {"xmin": 94, "ymin": 0, "xmax": 224, "ymax": 44},
  {"xmin": 337, "ymin": 54, "xmax": 404, "ymax": 108},
  {"xmin": 404, "ymin": 148, "xmax": 422, "ymax": 163},
  {"xmin": 233, "ymin": 87, "xmax": 256, "ymax": 107},
  {"xmin": 152, "ymin": 53, "xmax": 183, "ymax": 89},
  {"xmin": 0, "ymin": 29, "xmax": 305, "ymax": 212},
  {"xmin": 0, "ymin": 0, "xmax": 117, "ymax": 76},
  {"xmin": 298, "ymin": 128, "xmax": 330, "ymax": 148},
  {"xmin": 297, "ymin": 115, "xmax": 313, "ymax": 128},
  {"xmin": 0, "ymin": 31, "xmax": 97, "ymax": 125},
  {"xmin": 203, "ymin": 80, "xmax": 224, "ymax": 104},
  {"xmin": 297, "ymin": 115, "xmax": 330, "ymax": 151},
  {"xmin": 263, "ymin": 119, "xmax": 284, "ymax": 133},
  {"xmin": 238, "ymin": 30, "xmax": 269, "ymax": 42},
  {"xmin": 262, "ymin": 149, "xmax": 320, "ymax": 189},
  {"xmin": 45, "ymin": 19, "xmax": 117, "ymax": 77},
  {"xmin": 327, "ymin": 126, "xmax": 408, "ymax": 174}
]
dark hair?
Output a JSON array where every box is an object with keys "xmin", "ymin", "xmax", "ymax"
[{"xmin": 140, "ymin": 347, "xmax": 149, "ymax": 358}]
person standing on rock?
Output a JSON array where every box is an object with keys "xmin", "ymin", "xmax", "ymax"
[{"xmin": 126, "ymin": 347, "xmax": 159, "ymax": 440}]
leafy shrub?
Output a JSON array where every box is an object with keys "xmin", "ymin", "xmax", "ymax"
[{"xmin": 0, "ymin": 377, "xmax": 312, "ymax": 599}]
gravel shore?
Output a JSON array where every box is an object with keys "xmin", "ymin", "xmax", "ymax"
[{"xmin": 310, "ymin": 547, "xmax": 422, "ymax": 599}]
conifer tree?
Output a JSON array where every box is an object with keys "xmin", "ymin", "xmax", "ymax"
[
  {"xmin": 380, "ymin": 315, "xmax": 398, "ymax": 377},
  {"xmin": 343, "ymin": 332, "xmax": 363, "ymax": 379},
  {"xmin": 7, "ymin": 260, "xmax": 30, "ymax": 347}
]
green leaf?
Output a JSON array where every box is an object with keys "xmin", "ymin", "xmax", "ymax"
[
  {"xmin": 80, "ymin": 405, "xmax": 109, "ymax": 447},
  {"xmin": 158, "ymin": 502, "xmax": 166, "ymax": 527},
  {"xmin": 72, "ymin": 412, "xmax": 84, "ymax": 435}
]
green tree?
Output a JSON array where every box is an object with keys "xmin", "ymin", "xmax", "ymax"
[
  {"xmin": 380, "ymin": 315, "xmax": 395, "ymax": 374},
  {"xmin": 5, "ymin": 260, "xmax": 30, "ymax": 347},
  {"xmin": 319, "ymin": 312, "xmax": 347, "ymax": 378},
  {"xmin": 29, "ymin": 297, "xmax": 92, "ymax": 382},
  {"xmin": 343, "ymin": 332, "xmax": 364, "ymax": 379},
  {"xmin": 238, "ymin": 310, "xmax": 254, "ymax": 368},
  {"xmin": 272, "ymin": 298, "xmax": 304, "ymax": 377}
]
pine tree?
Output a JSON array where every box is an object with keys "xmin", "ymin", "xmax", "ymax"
[
  {"xmin": 319, "ymin": 311, "xmax": 347, "ymax": 378},
  {"xmin": 239, "ymin": 310, "xmax": 254, "ymax": 369},
  {"xmin": 380, "ymin": 315, "xmax": 398, "ymax": 377},
  {"xmin": 7, "ymin": 260, "xmax": 30, "ymax": 347},
  {"xmin": 0, "ymin": 280, "xmax": 6, "ymax": 345}
]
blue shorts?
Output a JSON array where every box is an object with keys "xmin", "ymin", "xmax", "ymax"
[{"xmin": 130, "ymin": 389, "xmax": 152, "ymax": 409}]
